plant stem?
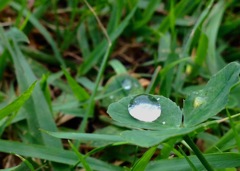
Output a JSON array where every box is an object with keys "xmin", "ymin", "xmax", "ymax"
[{"xmin": 183, "ymin": 135, "xmax": 214, "ymax": 171}]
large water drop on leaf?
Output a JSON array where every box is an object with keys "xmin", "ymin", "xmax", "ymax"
[{"xmin": 128, "ymin": 94, "xmax": 161, "ymax": 122}]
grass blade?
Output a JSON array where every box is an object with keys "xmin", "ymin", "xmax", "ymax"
[
  {"xmin": 146, "ymin": 153, "xmax": 240, "ymax": 171},
  {"xmin": 0, "ymin": 139, "xmax": 123, "ymax": 171},
  {"xmin": 68, "ymin": 140, "xmax": 93, "ymax": 171},
  {"xmin": 131, "ymin": 145, "xmax": 158, "ymax": 171},
  {"xmin": 0, "ymin": 81, "xmax": 36, "ymax": 120},
  {"xmin": 10, "ymin": 2, "xmax": 66, "ymax": 67},
  {"xmin": 79, "ymin": 2, "xmax": 138, "ymax": 75}
]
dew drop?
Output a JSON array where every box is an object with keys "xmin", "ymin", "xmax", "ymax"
[
  {"xmin": 128, "ymin": 94, "xmax": 161, "ymax": 122},
  {"xmin": 162, "ymin": 121, "xmax": 166, "ymax": 125},
  {"xmin": 193, "ymin": 96, "xmax": 205, "ymax": 108},
  {"xmin": 122, "ymin": 79, "xmax": 132, "ymax": 90}
]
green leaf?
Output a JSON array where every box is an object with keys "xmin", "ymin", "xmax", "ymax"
[
  {"xmin": 0, "ymin": 81, "xmax": 36, "ymax": 120},
  {"xmin": 134, "ymin": 0, "xmax": 162, "ymax": 29},
  {"xmin": 0, "ymin": 27, "xmax": 62, "ymax": 147},
  {"xmin": 10, "ymin": 2, "xmax": 66, "ymax": 67},
  {"xmin": 77, "ymin": 23, "xmax": 91, "ymax": 59},
  {"xmin": 79, "ymin": 2, "xmax": 138, "ymax": 75},
  {"xmin": 183, "ymin": 62, "xmax": 240, "ymax": 127},
  {"xmin": 146, "ymin": 153, "xmax": 240, "ymax": 171},
  {"xmin": 206, "ymin": 123, "xmax": 240, "ymax": 153},
  {"xmin": 6, "ymin": 27, "xmax": 29, "ymax": 43},
  {"xmin": 15, "ymin": 154, "xmax": 35, "ymax": 171},
  {"xmin": 42, "ymin": 130, "xmax": 124, "ymax": 145},
  {"xmin": 68, "ymin": 141, "xmax": 93, "ymax": 171},
  {"xmin": 109, "ymin": 59, "xmax": 127, "ymax": 75},
  {"xmin": 120, "ymin": 127, "xmax": 195, "ymax": 147},
  {"xmin": 107, "ymin": 95, "xmax": 182, "ymax": 130},
  {"xmin": 131, "ymin": 146, "xmax": 158, "ymax": 171},
  {"xmin": 107, "ymin": 0, "xmax": 124, "ymax": 33},
  {"xmin": 158, "ymin": 0, "xmax": 200, "ymax": 33},
  {"xmin": 0, "ymin": 139, "xmax": 123, "ymax": 171},
  {"xmin": 204, "ymin": 0, "xmax": 226, "ymax": 74},
  {"xmin": 102, "ymin": 74, "xmax": 143, "ymax": 107},
  {"xmin": 63, "ymin": 68, "xmax": 89, "ymax": 102}
]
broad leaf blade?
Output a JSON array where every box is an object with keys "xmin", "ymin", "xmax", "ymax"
[
  {"xmin": 183, "ymin": 62, "xmax": 240, "ymax": 127},
  {"xmin": 107, "ymin": 95, "xmax": 182, "ymax": 130}
]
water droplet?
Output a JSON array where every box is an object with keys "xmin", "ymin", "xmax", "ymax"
[
  {"xmin": 162, "ymin": 121, "xmax": 166, "ymax": 125},
  {"xmin": 122, "ymin": 79, "xmax": 132, "ymax": 90},
  {"xmin": 128, "ymin": 94, "xmax": 161, "ymax": 122},
  {"xmin": 157, "ymin": 97, "xmax": 160, "ymax": 101},
  {"xmin": 194, "ymin": 96, "xmax": 206, "ymax": 108}
]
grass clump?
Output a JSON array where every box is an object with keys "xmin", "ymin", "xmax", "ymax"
[{"xmin": 0, "ymin": 0, "xmax": 240, "ymax": 170}]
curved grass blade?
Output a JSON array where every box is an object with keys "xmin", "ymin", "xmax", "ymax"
[
  {"xmin": 0, "ymin": 27, "xmax": 62, "ymax": 147},
  {"xmin": 0, "ymin": 81, "xmax": 36, "ymax": 120}
]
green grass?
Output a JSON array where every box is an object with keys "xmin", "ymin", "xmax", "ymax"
[{"xmin": 0, "ymin": 0, "xmax": 240, "ymax": 170}]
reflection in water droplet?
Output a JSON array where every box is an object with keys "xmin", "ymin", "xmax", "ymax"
[
  {"xmin": 157, "ymin": 97, "xmax": 160, "ymax": 101},
  {"xmin": 162, "ymin": 121, "xmax": 166, "ymax": 125},
  {"xmin": 128, "ymin": 94, "xmax": 161, "ymax": 122},
  {"xmin": 122, "ymin": 79, "xmax": 132, "ymax": 90}
]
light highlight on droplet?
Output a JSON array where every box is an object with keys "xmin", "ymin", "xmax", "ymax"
[
  {"xmin": 128, "ymin": 94, "xmax": 161, "ymax": 122},
  {"xmin": 122, "ymin": 79, "xmax": 132, "ymax": 90}
]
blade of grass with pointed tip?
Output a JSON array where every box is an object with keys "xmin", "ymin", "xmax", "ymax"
[
  {"xmin": 0, "ymin": 27, "xmax": 62, "ymax": 147},
  {"xmin": 63, "ymin": 68, "xmax": 89, "ymax": 102},
  {"xmin": 109, "ymin": 59, "xmax": 127, "ymax": 75},
  {"xmin": 0, "ymin": 81, "xmax": 36, "ymax": 120},
  {"xmin": 204, "ymin": 0, "xmax": 226, "ymax": 74}
]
